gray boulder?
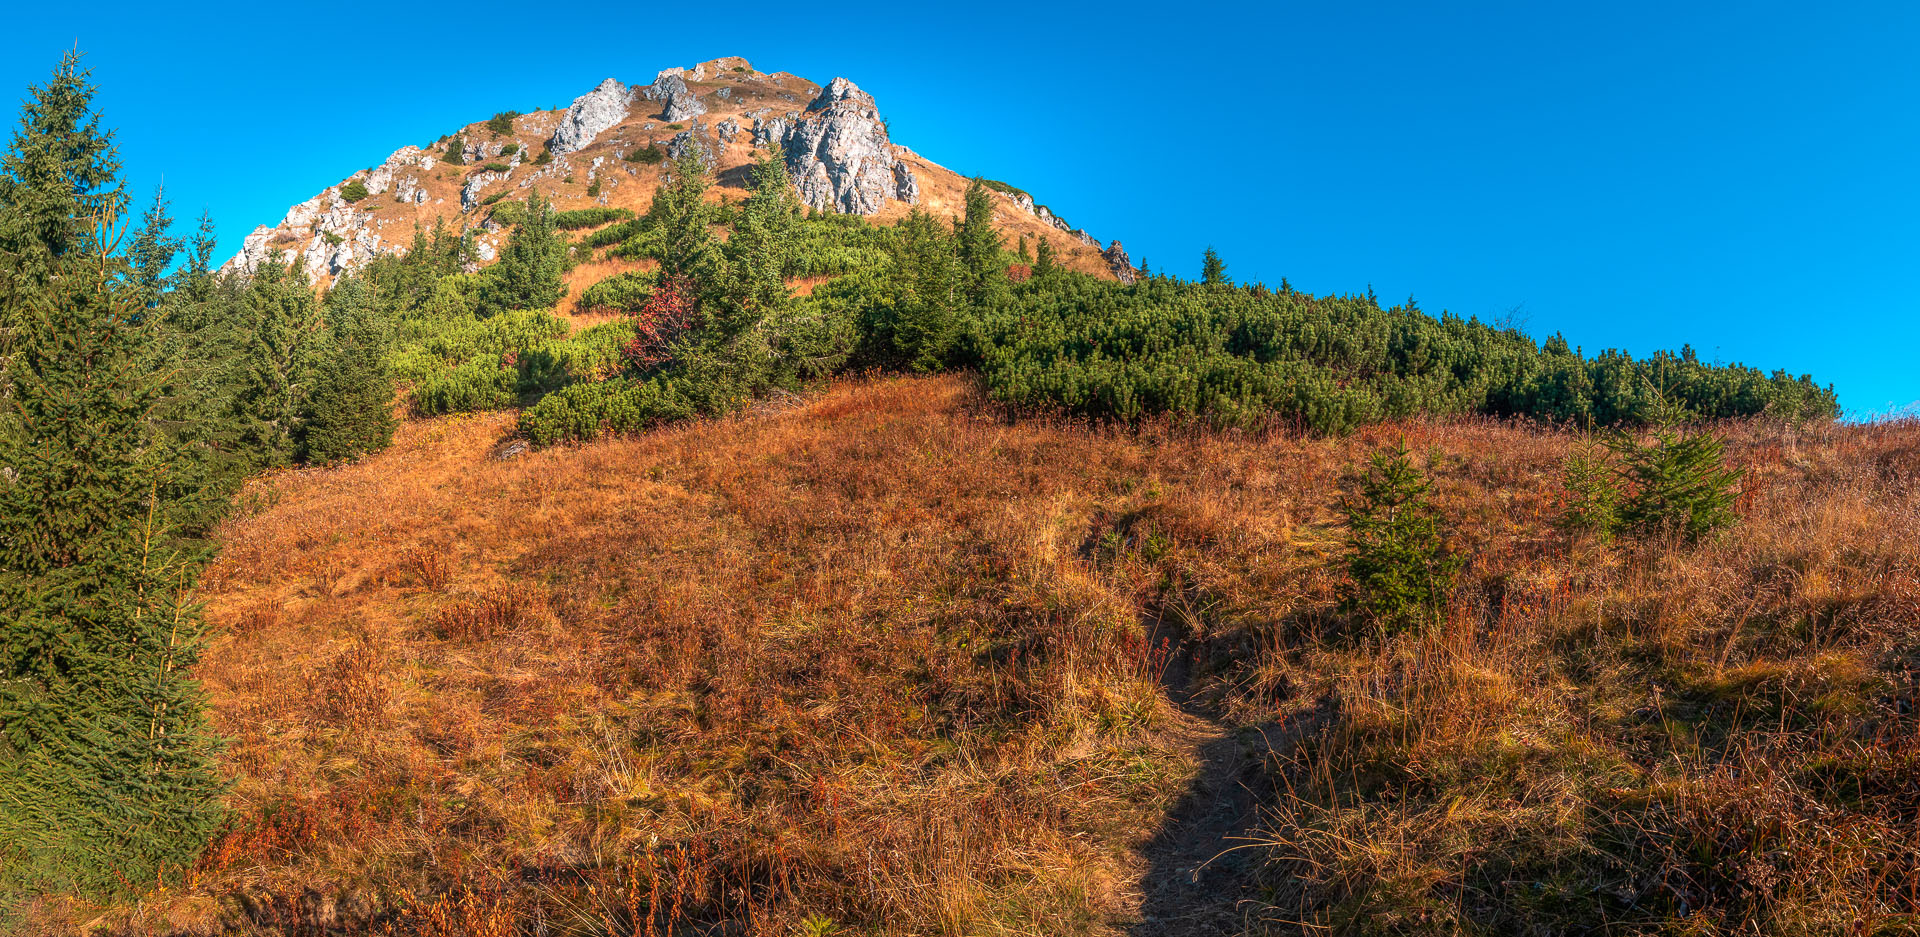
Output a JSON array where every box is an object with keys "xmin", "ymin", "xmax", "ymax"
[
  {"xmin": 751, "ymin": 116, "xmax": 788, "ymax": 146},
  {"xmin": 550, "ymin": 78, "xmax": 634, "ymax": 155},
  {"xmin": 666, "ymin": 127, "xmax": 714, "ymax": 170},
  {"xmin": 1103, "ymin": 241, "xmax": 1136, "ymax": 285},
  {"xmin": 893, "ymin": 162, "xmax": 920, "ymax": 205},
  {"xmin": 642, "ymin": 73, "xmax": 706, "ymax": 123},
  {"xmin": 781, "ymin": 77, "xmax": 915, "ymax": 214}
]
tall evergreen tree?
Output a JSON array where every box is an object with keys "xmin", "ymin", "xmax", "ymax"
[
  {"xmin": 955, "ymin": 178, "xmax": 1003, "ymax": 301},
  {"xmin": 0, "ymin": 187, "xmax": 224, "ymax": 895},
  {"xmin": 650, "ymin": 146, "xmax": 721, "ymax": 285},
  {"xmin": 1201, "ymin": 246, "xmax": 1228, "ymax": 285},
  {"xmin": 0, "ymin": 50, "xmax": 124, "ymax": 319},
  {"xmin": 235, "ymin": 255, "xmax": 325, "ymax": 467},
  {"xmin": 483, "ymin": 189, "xmax": 566, "ymax": 313},
  {"xmin": 126, "ymin": 185, "xmax": 176, "ymax": 309},
  {"xmin": 1033, "ymin": 235, "xmax": 1056, "ymax": 278},
  {"xmin": 891, "ymin": 208, "xmax": 963, "ymax": 371},
  {"xmin": 719, "ymin": 146, "xmax": 798, "ymax": 336},
  {"xmin": 301, "ymin": 275, "xmax": 396, "ymax": 464}
]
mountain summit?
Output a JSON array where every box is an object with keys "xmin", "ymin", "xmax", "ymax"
[{"xmin": 224, "ymin": 57, "xmax": 1136, "ymax": 284}]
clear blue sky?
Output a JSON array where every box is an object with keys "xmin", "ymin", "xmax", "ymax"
[{"xmin": 6, "ymin": 1, "xmax": 1915, "ymax": 414}]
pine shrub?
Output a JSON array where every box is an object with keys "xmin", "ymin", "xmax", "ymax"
[
  {"xmin": 1613, "ymin": 425, "xmax": 1743, "ymax": 541},
  {"xmin": 338, "ymin": 180, "xmax": 369, "ymax": 202},
  {"xmin": 1558, "ymin": 437, "xmax": 1622, "ymax": 543},
  {"xmin": 1338, "ymin": 442, "xmax": 1463, "ymax": 637}
]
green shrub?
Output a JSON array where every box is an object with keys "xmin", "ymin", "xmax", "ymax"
[
  {"xmin": 586, "ymin": 180, "xmax": 601, "ymax": 198},
  {"xmin": 666, "ymin": 123, "xmax": 683, "ymax": 130},
  {"xmin": 480, "ymin": 191, "xmax": 507, "ymax": 207},
  {"xmin": 1337, "ymin": 441, "xmax": 1462, "ymax": 637},
  {"xmin": 501, "ymin": 143, "xmax": 519, "ymax": 156},
  {"xmin": 412, "ymin": 357, "xmax": 518, "ymax": 415},
  {"xmin": 553, "ymin": 207, "xmax": 634, "ymax": 230},
  {"xmin": 488, "ymin": 201, "xmax": 527, "ymax": 226},
  {"xmin": 583, "ymin": 219, "xmax": 645, "ymax": 248},
  {"xmin": 976, "ymin": 178, "xmax": 1029, "ymax": 200},
  {"xmin": 481, "ymin": 161, "xmax": 510, "ymax": 173},
  {"xmin": 487, "ymin": 111, "xmax": 520, "ymax": 135},
  {"xmin": 518, "ymin": 374, "xmax": 708, "ymax": 446},
  {"xmin": 534, "ymin": 146, "xmax": 553, "ymax": 165},
  {"xmin": 338, "ymin": 181, "xmax": 369, "ymax": 202},
  {"xmin": 320, "ymin": 230, "xmax": 344, "ymax": 247},
  {"xmin": 626, "ymin": 144, "xmax": 666, "ymax": 165},
  {"xmin": 445, "ymin": 134, "xmax": 467, "ymax": 165},
  {"xmin": 577, "ymin": 270, "xmax": 654, "ymax": 313}
]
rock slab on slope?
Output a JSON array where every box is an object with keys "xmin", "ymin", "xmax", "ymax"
[
  {"xmin": 781, "ymin": 77, "xmax": 916, "ymax": 215},
  {"xmin": 641, "ymin": 72, "xmax": 706, "ymax": 123},
  {"xmin": 550, "ymin": 78, "xmax": 635, "ymax": 155}
]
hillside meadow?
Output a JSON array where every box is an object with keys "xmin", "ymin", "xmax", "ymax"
[{"xmin": 18, "ymin": 373, "xmax": 1915, "ymax": 936}]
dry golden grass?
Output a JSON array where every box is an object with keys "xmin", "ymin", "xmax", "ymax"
[{"xmin": 37, "ymin": 376, "xmax": 1920, "ymax": 936}]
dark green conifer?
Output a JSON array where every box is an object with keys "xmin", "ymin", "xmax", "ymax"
[
  {"xmin": 483, "ymin": 189, "xmax": 566, "ymax": 313},
  {"xmin": 1034, "ymin": 235, "xmax": 1056, "ymax": 277},
  {"xmin": 235, "ymin": 255, "xmax": 325, "ymax": 467},
  {"xmin": 0, "ymin": 196, "xmax": 224, "ymax": 894},
  {"xmin": 1338, "ymin": 441, "xmax": 1462, "ymax": 637},
  {"xmin": 955, "ymin": 178, "xmax": 1003, "ymax": 301},
  {"xmin": 301, "ymin": 276, "xmax": 397, "ymax": 464},
  {"xmin": 1201, "ymin": 246, "xmax": 1227, "ymax": 285},
  {"xmin": 126, "ymin": 185, "xmax": 176, "ymax": 309}
]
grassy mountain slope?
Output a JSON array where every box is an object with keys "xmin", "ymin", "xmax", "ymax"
[{"xmin": 28, "ymin": 374, "xmax": 1918, "ymax": 935}]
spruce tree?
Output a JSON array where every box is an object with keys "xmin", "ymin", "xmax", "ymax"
[
  {"xmin": 0, "ymin": 51, "xmax": 125, "ymax": 350},
  {"xmin": 483, "ymin": 189, "xmax": 566, "ymax": 313},
  {"xmin": 0, "ymin": 196, "xmax": 224, "ymax": 894},
  {"xmin": 891, "ymin": 208, "xmax": 963, "ymax": 371},
  {"xmin": 301, "ymin": 275, "xmax": 397, "ymax": 464},
  {"xmin": 1016, "ymin": 234, "xmax": 1031, "ymax": 263},
  {"xmin": 1612, "ymin": 423, "xmax": 1742, "ymax": 542},
  {"xmin": 1201, "ymin": 246, "xmax": 1227, "ymax": 285},
  {"xmin": 1557, "ymin": 436, "xmax": 1621, "ymax": 543},
  {"xmin": 1338, "ymin": 441, "xmax": 1462, "ymax": 637},
  {"xmin": 650, "ymin": 146, "xmax": 722, "ymax": 286},
  {"xmin": 719, "ymin": 146, "xmax": 797, "ymax": 335},
  {"xmin": 1033, "ymin": 234, "xmax": 1056, "ymax": 277},
  {"xmin": 127, "ymin": 185, "xmax": 176, "ymax": 309},
  {"xmin": 955, "ymin": 178, "xmax": 1003, "ymax": 301},
  {"xmin": 235, "ymin": 254, "xmax": 325, "ymax": 468}
]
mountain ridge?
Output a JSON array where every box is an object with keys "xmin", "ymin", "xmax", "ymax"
[{"xmin": 223, "ymin": 57, "xmax": 1137, "ymax": 286}]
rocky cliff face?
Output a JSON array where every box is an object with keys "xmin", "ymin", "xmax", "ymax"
[
  {"xmin": 780, "ymin": 78, "xmax": 917, "ymax": 215},
  {"xmin": 550, "ymin": 78, "xmax": 633, "ymax": 155},
  {"xmin": 222, "ymin": 57, "xmax": 1124, "ymax": 283}
]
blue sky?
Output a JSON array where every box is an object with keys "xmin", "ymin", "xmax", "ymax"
[{"xmin": 6, "ymin": 1, "xmax": 1915, "ymax": 414}]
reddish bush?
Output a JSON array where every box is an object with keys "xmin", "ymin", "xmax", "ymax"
[
  {"xmin": 621, "ymin": 275, "xmax": 697, "ymax": 370},
  {"xmin": 1006, "ymin": 263, "xmax": 1031, "ymax": 283}
]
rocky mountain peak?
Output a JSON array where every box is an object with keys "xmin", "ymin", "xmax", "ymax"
[{"xmin": 220, "ymin": 59, "xmax": 1126, "ymax": 282}]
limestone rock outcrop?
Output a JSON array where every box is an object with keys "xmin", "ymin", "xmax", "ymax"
[
  {"xmin": 641, "ymin": 72, "xmax": 705, "ymax": 123},
  {"xmin": 1102, "ymin": 241, "xmax": 1136, "ymax": 285},
  {"xmin": 751, "ymin": 116, "xmax": 788, "ymax": 147},
  {"xmin": 781, "ymin": 77, "xmax": 915, "ymax": 215},
  {"xmin": 550, "ymin": 78, "xmax": 634, "ymax": 155}
]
